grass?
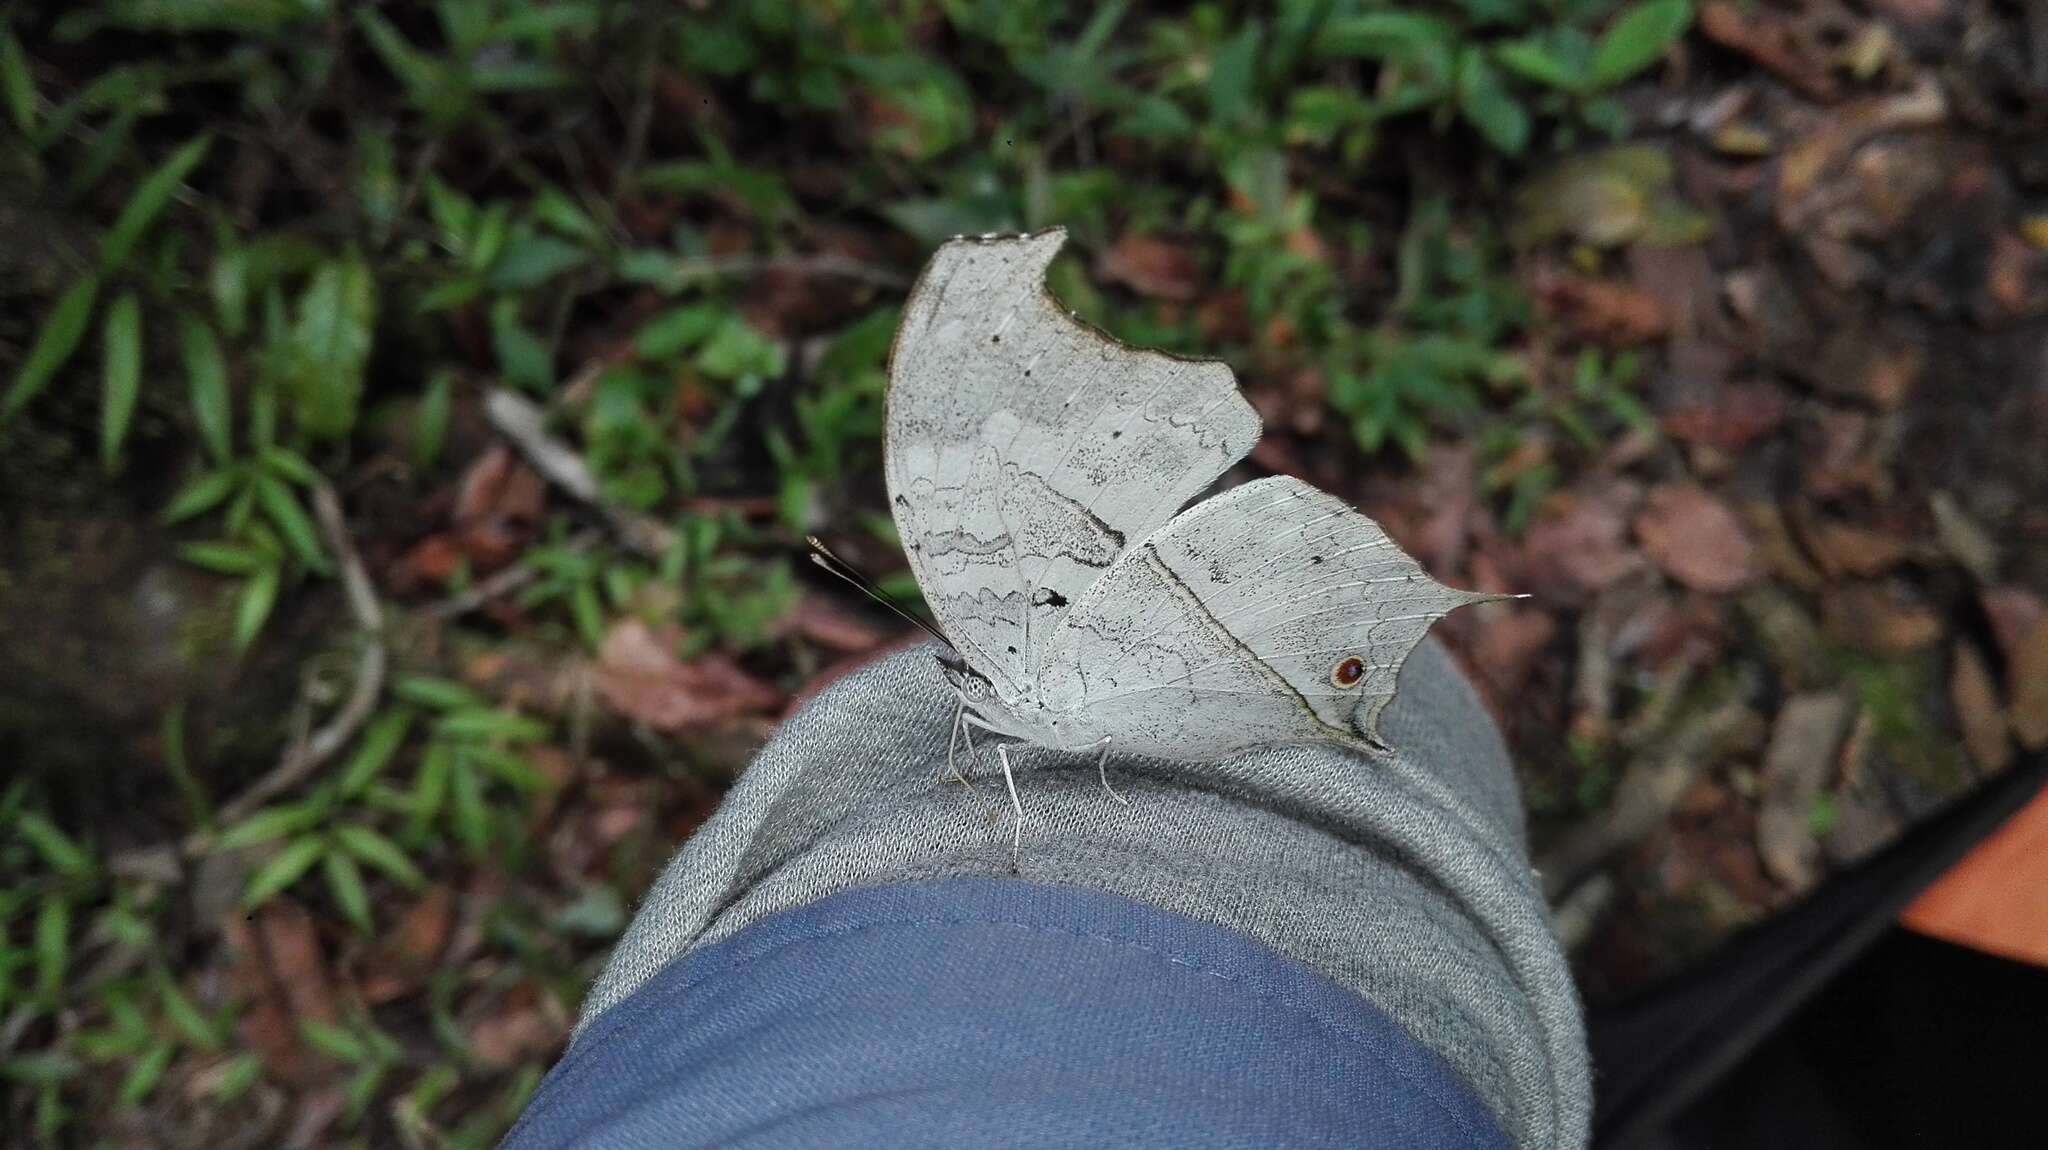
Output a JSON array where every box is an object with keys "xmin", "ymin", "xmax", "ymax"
[{"xmin": 0, "ymin": 0, "xmax": 1697, "ymax": 1141}]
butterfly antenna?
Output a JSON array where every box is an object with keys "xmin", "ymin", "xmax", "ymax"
[{"xmin": 805, "ymin": 535, "xmax": 954, "ymax": 649}]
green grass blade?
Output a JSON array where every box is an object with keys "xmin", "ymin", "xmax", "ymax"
[
  {"xmin": 101, "ymin": 134, "xmax": 212, "ymax": 270},
  {"xmin": 100, "ymin": 292, "xmax": 144, "ymax": 471},
  {"xmin": 3, "ymin": 275, "xmax": 100, "ymax": 421}
]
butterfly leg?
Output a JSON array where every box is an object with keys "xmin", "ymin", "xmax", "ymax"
[
  {"xmin": 941, "ymin": 701, "xmax": 999, "ymax": 819},
  {"xmin": 1094, "ymin": 737, "xmax": 1129, "ymax": 806},
  {"xmin": 995, "ymin": 743, "xmax": 1025, "ymax": 872}
]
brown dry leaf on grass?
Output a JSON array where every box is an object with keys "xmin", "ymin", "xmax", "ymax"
[
  {"xmin": 1795, "ymin": 515, "xmax": 1911, "ymax": 578},
  {"xmin": 1469, "ymin": 608, "xmax": 1558, "ymax": 714},
  {"xmin": 1522, "ymin": 494, "xmax": 1648, "ymax": 604},
  {"xmin": 2011, "ymin": 618, "xmax": 2048, "ymax": 750},
  {"xmin": 360, "ymin": 884, "xmax": 456, "ymax": 1004},
  {"xmin": 1661, "ymin": 382, "xmax": 1788, "ymax": 453},
  {"xmin": 221, "ymin": 900, "xmax": 338, "ymax": 1086},
  {"xmin": 1822, "ymin": 583, "xmax": 1945, "ymax": 653},
  {"xmin": 396, "ymin": 444, "xmax": 548, "ymax": 588},
  {"xmin": 1949, "ymin": 642, "xmax": 2013, "ymax": 773},
  {"xmin": 594, "ymin": 619, "xmax": 783, "ymax": 730},
  {"xmin": 1538, "ymin": 277, "xmax": 1669, "ymax": 345},
  {"xmin": 1096, "ymin": 234, "xmax": 1203, "ymax": 302},
  {"xmin": 1634, "ymin": 485, "xmax": 1763, "ymax": 593},
  {"xmin": 468, "ymin": 983, "xmax": 570, "ymax": 1071},
  {"xmin": 777, "ymin": 594, "xmax": 892, "ymax": 653},
  {"xmin": 1756, "ymin": 691, "xmax": 1854, "ymax": 893},
  {"xmin": 1981, "ymin": 587, "xmax": 2045, "ymax": 662},
  {"xmin": 1700, "ymin": 2, "xmax": 1840, "ymax": 103}
]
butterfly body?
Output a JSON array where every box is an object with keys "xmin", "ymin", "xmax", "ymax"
[{"xmin": 888, "ymin": 229, "xmax": 1493, "ymax": 769}]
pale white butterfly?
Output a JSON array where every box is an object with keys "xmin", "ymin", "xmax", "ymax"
[{"xmin": 882, "ymin": 229, "xmax": 1499, "ymax": 852}]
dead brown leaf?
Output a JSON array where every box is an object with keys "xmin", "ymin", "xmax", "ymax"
[
  {"xmin": 469, "ymin": 984, "xmax": 569, "ymax": 1070},
  {"xmin": 1795, "ymin": 515, "xmax": 1911, "ymax": 578},
  {"xmin": 1096, "ymin": 234, "xmax": 1203, "ymax": 302},
  {"xmin": 258, "ymin": 900, "xmax": 337, "ymax": 1028},
  {"xmin": 1523, "ymin": 493, "xmax": 1647, "ymax": 603},
  {"xmin": 1822, "ymin": 583, "xmax": 1945, "ymax": 653},
  {"xmin": 2011, "ymin": 618, "xmax": 2048, "ymax": 751},
  {"xmin": 1950, "ymin": 642, "xmax": 2012, "ymax": 774},
  {"xmin": 1539, "ymin": 277, "xmax": 1669, "ymax": 345},
  {"xmin": 1742, "ymin": 504, "xmax": 1827, "ymax": 593},
  {"xmin": 1981, "ymin": 586, "xmax": 2045, "ymax": 662},
  {"xmin": 1471, "ymin": 608, "xmax": 1558, "ymax": 711},
  {"xmin": 1928, "ymin": 491, "xmax": 1999, "ymax": 583},
  {"xmin": 780, "ymin": 594, "xmax": 892, "ymax": 653},
  {"xmin": 1700, "ymin": 2, "xmax": 1839, "ymax": 103},
  {"xmin": 1756, "ymin": 692, "xmax": 1854, "ymax": 893},
  {"xmin": 594, "ymin": 619, "xmax": 782, "ymax": 730},
  {"xmin": 220, "ymin": 899, "xmax": 338, "ymax": 1086},
  {"xmin": 362, "ymin": 885, "xmax": 455, "ymax": 1004},
  {"xmin": 1635, "ymin": 486, "xmax": 1763, "ymax": 594},
  {"xmin": 1661, "ymin": 382, "xmax": 1788, "ymax": 452}
]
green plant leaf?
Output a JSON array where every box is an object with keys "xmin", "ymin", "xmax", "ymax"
[
  {"xmin": 322, "ymin": 849, "xmax": 373, "ymax": 931},
  {"xmin": 233, "ymin": 563, "xmax": 282, "ymax": 651},
  {"xmin": 216, "ymin": 802, "xmax": 324, "ymax": 850},
  {"xmin": 486, "ymin": 230, "xmax": 586, "ymax": 291},
  {"xmin": 1206, "ymin": 20, "xmax": 1263, "ymax": 122},
  {"xmin": 176, "ymin": 540, "xmax": 266, "ymax": 575},
  {"xmin": 252, "ymin": 473, "xmax": 328, "ymax": 573},
  {"xmin": 35, "ymin": 897, "xmax": 69, "ymax": 1001},
  {"xmin": 260, "ymin": 445, "xmax": 321, "ymax": 487},
  {"xmin": 157, "ymin": 976, "xmax": 220, "ymax": 1050},
  {"xmin": 395, "ymin": 675, "xmax": 484, "ymax": 712},
  {"xmin": 279, "ymin": 256, "xmax": 377, "ymax": 440},
  {"xmin": 13, "ymin": 811, "xmax": 93, "ymax": 878},
  {"xmin": 102, "ymin": 134, "xmax": 212, "ymax": 270},
  {"xmin": 355, "ymin": 10, "xmax": 464, "ymax": 129},
  {"xmin": 207, "ymin": 1052, "xmax": 261, "ymax": 1101},
  {"xmin": 0, "ymin": 23, "xmax": 35, "ymax": 134},
  {"xmin": 633, "ymin": 303, "xmax": 723, "ymax": 361},
  {"xmin": 100, "ymin": 292, "xmax": 144, "ymax": 471},
  {"xmin": 334, "ymin": 825, "xmax": 424, "ymax": 889},
  {"xmin": 179, "ymin": 315, "xmax": 232, "ymax": 463},
  {"xmin": 451, "ymin": 758, "xmax": 489, "ymax": 852},
  {"xmin": 1456, "ymin": 46, "xmax": 1529, "ymax": 155},
  {"xmin": 1, "ymin": 1051, "xmax": 80, "ymax": 1086},
  {"xmin": 338, "ymin": 711, "xmax": 413, "ymax": 797},
  {"xmin": 3, "ymin": 275, "xmax": 100, "ymax": 421},
  {"xmin": 117, "ymin": 1042, "xmax": 173, "ymax": 1108},
  {"xmin": 1496, "ymin": 37, "xmax": 1585, "ymax": 92},
  {"xmin": 298, "ymin": 1018, "xmax": 369, "ymax": 1064},
  {"xmin": 490, "ymin": 299, "xmax": 553, "ymax": 392},
  {"xmin": 1589, "ymin": 0, "xmax": 1693, "ymax": 89},
  {"xmin": 241, "ymin": 836, "xmax": 325, "ymax": 908},
  {"xmin": 413, "ymin": 742, "xmax": 453, "ymax": 822},
  {"xmin": 162, "ymin": 467, "xmax": 240, "ymax": 523},
  {"xmin": 416, "ymin": 370, "xmax": 451, "ymax": 469}
]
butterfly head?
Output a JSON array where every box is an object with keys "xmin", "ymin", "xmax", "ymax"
[{"xmin": 936, "ymin": 650, "xmax": 998, "ymax": 707}]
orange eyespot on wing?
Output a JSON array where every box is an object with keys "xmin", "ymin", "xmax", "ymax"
[{"xmin": 1331, "ymin": 656, "xmax": 1366, "ymax": 688}]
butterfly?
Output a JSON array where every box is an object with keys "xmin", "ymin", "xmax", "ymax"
[{"xmin": 880, "ymin": 229, "xmax": 1498, "ymax": 851}]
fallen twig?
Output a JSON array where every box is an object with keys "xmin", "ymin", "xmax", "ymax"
[
  {"xmin": 1539, "ymin": 675, "xmax": 1765, "ymax": 901},
  {"xmin": 484, "ymin": 389, "xmax": 677, "ymax": 558},
  {"xmin": 197, "ymin": 485, "xmax": 386, "ymax": 844}
]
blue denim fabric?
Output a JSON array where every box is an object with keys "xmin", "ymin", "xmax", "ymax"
[{"xmin": 505, "ymin": 877, "xmax": 1508, "ymax": 1149}]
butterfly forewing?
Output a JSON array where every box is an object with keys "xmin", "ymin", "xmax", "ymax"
[
  {"xmin": 885, "ymin": 230, "xmax": 1260, "ymax": 695},
  {"xmin": 1041, "ymin": 476, "xmax": 1496, "ymax": 759}
]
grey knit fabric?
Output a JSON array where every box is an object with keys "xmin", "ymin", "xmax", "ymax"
[{"xmin": 574, "ymin": 639, "xmax": 1589, "ymax": 1149}]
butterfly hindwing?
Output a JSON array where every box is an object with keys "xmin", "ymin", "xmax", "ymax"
[
  {"xmin": 885, "ymin": 230, "xmax": 1260, "ymax": 695},
  {"xmin": 1040, "ymin": 476, "xmax": 1495, "ymax": 760}
]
